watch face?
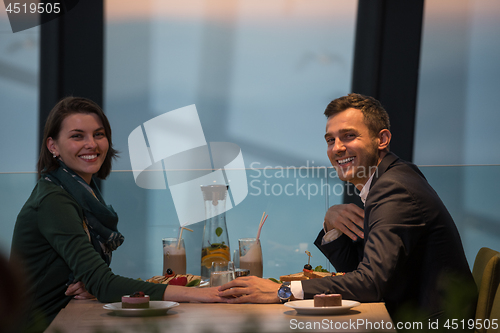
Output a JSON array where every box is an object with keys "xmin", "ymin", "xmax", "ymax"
[{"xmin": 278, "ymin": 285, "xmax": 292, "ymax": 300}]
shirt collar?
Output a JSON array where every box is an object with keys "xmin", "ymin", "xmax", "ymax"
[{"xmin": 359, "ymin": 171, "xmax": 376, "ymax": 206}]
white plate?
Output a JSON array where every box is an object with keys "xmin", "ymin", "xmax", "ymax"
[
  {"xmin": 284, "ymin": 299, "xmax": 360, "ymax": 315},
  {"xmin": 103, "ymin": 301, "xmax": 179, "ymax": 317}
]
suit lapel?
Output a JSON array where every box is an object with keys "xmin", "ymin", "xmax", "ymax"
[{"xmin": 369, "ymin": 152, "xmax": 399, "ymax": 191}]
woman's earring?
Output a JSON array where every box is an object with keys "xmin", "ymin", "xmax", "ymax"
[{"xmin": 52, "ymin": 152, "xmax": 57, "ymax": 158}]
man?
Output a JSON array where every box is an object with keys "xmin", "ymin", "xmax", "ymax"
[{"xmin": 219, "ymin": 93, "xmax": 477, "ymax": 323}]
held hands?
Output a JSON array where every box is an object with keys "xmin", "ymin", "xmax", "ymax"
[
  {"xmin": 218, "ymin": 276, "xmax": 281, "ymax": 304},
  {"xmin": 186, "ymin": 286, "xmax": 229, "ymax": 303},
  {"xmin": 324, "ymin": 204, "xmax": 364, "ymax": 241},
  {"xmin": 65, "ymin": 281, "xmax": 95, "ymax": 300},
  {"xmin": 163, "ymin": 285, "xmax": 229, "ymax": 303}
]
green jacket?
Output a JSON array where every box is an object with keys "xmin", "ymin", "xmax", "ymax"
[{"xmin": 11, "ymin": 178, "xmax": 167, "ymax": 332}]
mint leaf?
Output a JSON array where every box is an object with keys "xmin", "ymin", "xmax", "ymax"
[{"xmin": 215, "ymin": 227, "xmax": 223, "ymax": 237}]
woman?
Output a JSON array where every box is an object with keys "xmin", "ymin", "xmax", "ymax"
[{"xmin": 11, "ymin": 97, "xmax": 225, "ymax": 332}]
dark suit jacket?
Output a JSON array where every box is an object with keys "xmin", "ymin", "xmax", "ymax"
[{"xmin": 302, "ymin": 152, "xmax": 477, "ymax": 321}]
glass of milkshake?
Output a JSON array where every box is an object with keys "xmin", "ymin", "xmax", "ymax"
[
  {"xmin": 162, "ymin": 238, "xmax": 186, "ymax": 275},
  {"xmin": 238, "ymin": 238, "xmax": 263, "ymax": 278}
]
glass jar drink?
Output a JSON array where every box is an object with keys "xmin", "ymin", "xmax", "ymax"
[
  {"xmin": 200, "ymin": 185, "xmax": 231, "ymax": 282},
  {"xmin": 239, "ymin": 238, "xmax": 263, "ymax": 278},
  {"xmin": 163, "ymin": 238, "xmax": 186, "ymax": 275}
]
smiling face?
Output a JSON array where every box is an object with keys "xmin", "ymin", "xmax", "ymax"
[
  {"xmin": 47, "ymin": 113, "xmax": 109, "ymax": 184},
  {"xmin": 325, "ymin": 108, "xmax": 390, "ymax": 190}
]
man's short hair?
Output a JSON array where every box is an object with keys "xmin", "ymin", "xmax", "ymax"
[{"xmin": 324, "ymin": 93, "xmax": 390, "ymax": 137}]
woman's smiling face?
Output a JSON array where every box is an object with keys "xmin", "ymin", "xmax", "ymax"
[{"xmin": 47, "ymin": 112, "xmax": 109, "ymax": 184}]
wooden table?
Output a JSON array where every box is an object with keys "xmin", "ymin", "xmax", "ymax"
[{"xmin": 45, "ymin": 299, "xmax": 397, "ymax": 332}]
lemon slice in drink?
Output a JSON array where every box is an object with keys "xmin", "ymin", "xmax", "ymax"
[{"xmin": 201, "ymin": 254, "xmax": 230, "ymax": 269}]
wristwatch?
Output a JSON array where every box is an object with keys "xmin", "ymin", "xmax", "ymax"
[{"xmin": 277, "ymin": 281, "xmax": 292, "ymax": 303}]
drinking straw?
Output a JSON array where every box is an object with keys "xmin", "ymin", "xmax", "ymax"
[
  {"xmin": 256, "ymin": 213, "xmax": 268, "ymax": 241},
  {"xmin": 259, "ymin": 212, "xmax": 266, "ymax": 228},
  {"xmin": 177, "ymin": 226, "xmax": 194, "ymax": 249}
]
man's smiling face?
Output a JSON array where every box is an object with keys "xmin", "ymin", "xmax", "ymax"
[{"xmin": 325, "ymin": 108, "xmax": 382, "ymax": 189}]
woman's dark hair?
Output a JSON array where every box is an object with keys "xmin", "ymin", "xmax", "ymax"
[{"xmin": 37, "ymin": 97, "xmax": 118, "ymax": 179}]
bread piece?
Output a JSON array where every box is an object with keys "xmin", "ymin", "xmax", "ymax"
[
  {"xmin": 279, "ymin": 272, "xmax": 309, "ymax": 282},
  {"xmin": 303, "ymin": 270, "xmax": 332, "ymax": 279},
  {"xmin": 280, "ymin": 270, "xmax": 334, "ymax": 281},
  {"xmin": 146, "ymin": 274, "xmax": 200, "ymax": 285}
]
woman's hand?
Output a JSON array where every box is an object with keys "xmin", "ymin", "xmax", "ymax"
[
  {"xmin": 217, "ymin": 276, "xmax": 281, "ymax": 304},
  {"xmin": 65, "ymin": 281, "xmax": 95, "ymax": 300},
  {"xmin": 163, "ymin": 285, "xmax": 229, "ymax": 303}
]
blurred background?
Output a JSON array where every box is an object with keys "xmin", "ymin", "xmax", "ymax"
[{"xmin": 1, "ymin": 0, "xmax": 499, "ymax": 280}]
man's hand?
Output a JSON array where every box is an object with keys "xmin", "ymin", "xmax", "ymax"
[
  {"xmin": 324, "ymin": 204, "xmax": 364, "ymax": 241},
  {"xmin": 217, "ymin": 276, "xmax": 281, "ymax": 304},
  {"xmin": 65, "ymin": 281, "xmax": 95, "ymax": 300}
]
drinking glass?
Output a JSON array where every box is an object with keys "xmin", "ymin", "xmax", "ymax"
[
  {"xmin": 163, "ymin": 238, "xmax": 186, "ymax": 275},
  {"xmin": 232, "ymin": 249, "xmax": 240, "ymax": 268},
  {"xmin": 210, "ymin": 261, "xmax": 235, "ymax": 287},
  {"xmin": 238, "ymin": 238, "xmax": 263, "ymax": 278}
]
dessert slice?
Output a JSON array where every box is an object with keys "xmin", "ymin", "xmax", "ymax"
[
  {"xmin": 313, "ymin": 294, "xmax": 342, "ymax": 307},
  {"xmin": 122, "ymin": 291, "xmax": 150, "ymax": 308}
]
